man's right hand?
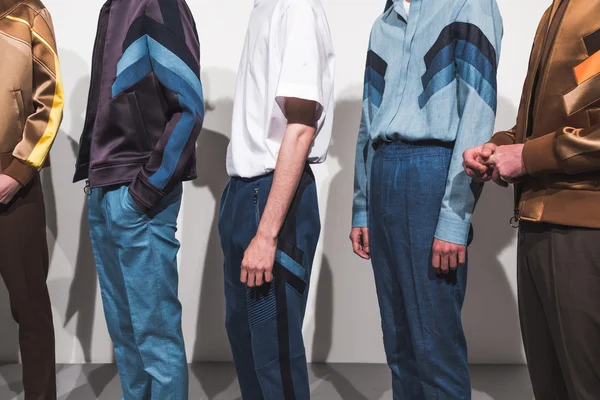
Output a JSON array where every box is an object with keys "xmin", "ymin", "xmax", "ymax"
[
  {"xmin": 463, "ymin": 143, "xmax": 497, "ymax": 181},
  {"xmin": 350, "ymin": 227, "xmax": 371, "ymax": 260},
  {"xmin": 0, "ymin": 174, "xmax": 22, "ymax": 205}
]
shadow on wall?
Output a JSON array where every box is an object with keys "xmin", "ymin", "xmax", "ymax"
[
  {"xmin": 311, "ymin": 92, "xmax": 388, "ymax": 399},
  {"xmin": 463, "ymin": 96, "xmax": 523, "ymax": 367},
  {"xmin": 182, "ymin": 69, "xmax": 236, "ymax": 397},
  {"xmin": 48, "ymin": 49, "xmax": 113, "ymax": 396},
  {"xmin": 46, "ymin": 48, "xmax": 100, "ymax": 365}
]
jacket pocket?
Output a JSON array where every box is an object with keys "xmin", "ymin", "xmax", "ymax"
[
  {"xmin": 127, "ymin": 92, "xmax": 151, "ymax": 152},
  {"xmin": 589, "ymin": 108, "xmax": 600, "ymax": 126},
  {"xmin": 12, "ymin": 90, "xmax": 25, "ymax": 133}
]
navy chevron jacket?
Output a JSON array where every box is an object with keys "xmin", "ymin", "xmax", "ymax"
[
  {"xmin": 74, "ymin": 0, "xmax": 204, "ymax": 211},
  {"xmin": 353, "ymin": 0, "xmax": 503, "ymax": 245}
]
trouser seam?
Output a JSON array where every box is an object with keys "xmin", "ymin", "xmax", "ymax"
[
  {"xmin": 103, "ymin": 189, "xmax": 147, "ymax": 373},
  {"xmin": 147, "ymin": 215, "xmax": 181, "ymax": 391}
]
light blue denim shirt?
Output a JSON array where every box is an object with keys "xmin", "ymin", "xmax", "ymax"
[{"xmin": 353, "ymin": 0, "xmax": 503, "ymax": 245}]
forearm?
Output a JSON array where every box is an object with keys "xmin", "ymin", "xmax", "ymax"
[{"xmin": 257, "ymin": 124, "xmax": 316, "ymax": 240}]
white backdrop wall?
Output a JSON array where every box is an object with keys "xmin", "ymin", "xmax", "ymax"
[{"xmin": 0, "ymin": 0, "xmax": 549, "ymax": 365}]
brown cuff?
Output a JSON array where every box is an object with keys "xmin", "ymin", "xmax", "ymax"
[
  {"xmin": 3, "ymin": 158, "xmax": 37, "ymax": 186},
  {"xmin": 489, "ymin": 131, "xmax": 516, "ymax": 146},
  {"xmin": 522, "ymin": 133, "xmax": 561, "ymax": 176}
]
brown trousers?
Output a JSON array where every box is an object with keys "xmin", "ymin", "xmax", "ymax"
[
  {"xmin": 0, "ymin": 171, "xmax": 56, "ymax": 400},
  {"xmin": 518, "ymin": 222, "xmax": 600, "ymax": 400}
]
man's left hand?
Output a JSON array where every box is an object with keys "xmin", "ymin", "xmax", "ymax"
[
  {"xmin": 432, "ymin": 238, "xmax": 466, "ymax": 274},
  {"xmin": 485, "ymin": 144, "xmax": 526, "ymax": 184},
  {"xmin": 241, "ymin": 232, "xmax": 277, "ymax": 288},
  {"xmin": 0, "ymin": 174, "xmax": 22, "ymax": 205}
]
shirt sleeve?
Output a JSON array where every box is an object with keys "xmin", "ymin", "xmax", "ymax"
[
  {"xmin": 4, "ymin": 9, "xmax": 64, "ymax": 186},
  {"xmin": 434, "ymin": 0, "xmax": 503, "ymax": 245},
  {"xmin": 352, "ymin": 43, "xmax": 375, "ymax": 228},
  {"xmin": 275, "ymin": 2, "xmax": 325, "ymax": 121}
]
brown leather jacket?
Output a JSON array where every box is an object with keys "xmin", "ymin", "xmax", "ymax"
[
  {"xmin": 491, "ymin": 0, "xmax": 600, "ymax": 228},
  {"xmin": 0, "ymin": 0, "xmax": 63, "ymax": 185}
]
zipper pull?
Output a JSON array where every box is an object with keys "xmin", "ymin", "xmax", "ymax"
[
  {"xmin": 84, "ymin": 180, "xmax": 92, "ymax": 195},
  {"xmin": 510, "ymin": 208, "xmax": 520, "ymax": 229},
  {"xmin": 253, "ymin": 188, "xmax": 258, "ymax": 204}
]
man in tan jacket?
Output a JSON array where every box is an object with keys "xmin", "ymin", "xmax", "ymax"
[
  {"xmin": 464, "ymin": 1, "xmax": 600, "ymax": 398},
  {"xmin": 0, "ymin": 0, "xmax": 63, "ymax": 398}
]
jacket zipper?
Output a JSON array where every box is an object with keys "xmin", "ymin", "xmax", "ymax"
[
  {"xmin": 510, "ymin": 207, "xmax": 520, "ymax": 228},
  {"xmin": 84, "ymin": 180, "xmax": 91, "ymax": 195},
  {"xmin": 75, "ymin": 4, "xmax": 111, "ymax": 172}
]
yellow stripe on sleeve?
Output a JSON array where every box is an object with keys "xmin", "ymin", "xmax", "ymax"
[{"xmin": 6, "ymin": 14, "xmax": 64, "ymax": 168}]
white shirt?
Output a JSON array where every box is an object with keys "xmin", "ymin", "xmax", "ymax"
[
  {"xmin": 226, "ymin": 0, "xmax": 335, "ymax": 178},
  {"xmin": 404, "ymin": 0, "xmax": 410, "ymax": 14}
]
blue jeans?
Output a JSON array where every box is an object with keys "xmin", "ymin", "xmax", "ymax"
[
  {"xmin": 219, "ymin": 168, "xmax": 320, "ymax": 400},
  {"xmin": 88, "ymin": 184, "xmax": 188, "ymax": 400},
  {"xmin": 369, "ymin": 141, "xmax": 470, "ymax": 400}
]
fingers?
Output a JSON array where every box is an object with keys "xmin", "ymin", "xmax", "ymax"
[
  {"xmin": 432, "ymin": 245, "xmax": 441, "ymax": 274},
  {"xmin": 361, "ymin": 228, "xmax": 371, "ymax": 256},
  {"xmin": 254, "ymin": 268, "xmax": 264, "ymax": 287},
  {"xmin": 463, "ymin": 149, "xmax": 487, "ymax": 174},
  {"xmin": 246, "ymin": 269, "xmax": 256, "ymax": 288},
  {"xmin": 240, "ymin": 262, "xmax": 248, "ymax": 284},
  {"xmin": 480, "ymin": 143, "xmax": 497, "ymax": 159},
  {"xmin": 492, "ymin": 168, "xmax": 508, "ymax": 187},
  {"xmin": 440, "ymin": 251, "xmax": 449, "ymax": 274},
  {"xmin": 350, "ymin": 229, "xmax": 370, "ymax": 260},
  {"xmin": 458, "ymin": 247, "xmax": 466, "ymax": 266},
  {"xmin": 433, "ymin": 240, "xmax": 467, "ymax": 274},
  {"xmin": 264, "ymin": 268, "xmax": 274, "ymax": 283},
  {"xmin": 449, "ymin": 252, "xmax": 458, "ymax": 271}
]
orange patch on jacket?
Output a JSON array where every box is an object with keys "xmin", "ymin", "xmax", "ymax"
[{"xmin": 575, "ymin": 50, "xmax": 600, "ymax": 85}]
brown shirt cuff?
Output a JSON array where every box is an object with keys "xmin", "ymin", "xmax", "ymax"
[
  {"xmin": 522, "ymin": 133, "xmax": 561, "ymax": 176},
  {"xmin": 3, "ymin": 158, "xmax": 37, "ymax": 186},
  {"xmin": 489, "ymin": 131, "xmax": 516, "ymax": 147}
]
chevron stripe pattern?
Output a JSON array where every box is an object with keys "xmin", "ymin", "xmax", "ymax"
[
  {"xmin": 418, "ymin": 22, "xmax": 498, "ymax": 111},
  {"xmin": 112, "ymin": 8, "xmax": 204, "ymax": 191},
  {"xmin": 364, "ymin": 50, "xmax": 388, "ymax": 109}
]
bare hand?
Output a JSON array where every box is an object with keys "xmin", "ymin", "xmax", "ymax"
[
  {"xmin": 0, "ymin": 174, "xmax": 22, "ymax": 204},
  {"xmin": 350, "ymin": 227, "xmax": 371, "ymax": 260},
  {"xmin": 241, "ymin": 232, "xmax": 277, "ymax": 287},
  {"xmin": 432, "ymin": 238, "xmax": 466, "ymax": 274},
  {"xmin": 463, "ymin": 143, "xmax": 497, "ymax": 181},
  {"xmin": 485, "ymin": 144, "xmax": 526, "ymax": 184}
]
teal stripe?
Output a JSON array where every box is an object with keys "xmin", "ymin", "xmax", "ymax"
[
  {"xmin": 117, "ymin": 36, "xmax": 149, "ymax": 76},
  {"xmin": 275, "ymin": 250, "xmax": 305, "ymax": 281},
  {"xmin": 147, "ymin": 37, "xmax": 203, "ymax": 103}
]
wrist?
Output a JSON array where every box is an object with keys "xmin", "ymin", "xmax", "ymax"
[{"xmin": 257, "ymin": 225, "xmax": 279, "ymax": 242}]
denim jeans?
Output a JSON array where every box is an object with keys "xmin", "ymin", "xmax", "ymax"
[
  {"xmin": 369, "ymin": 141, "xmax": 470, "ymax": 400},
  {"xmin": 219, "ymin": 167, "xmax": 320, "ymax": 400},
  {"xmin": 88, "ymin": 184, "xmax": 188, "ymax": 400}
]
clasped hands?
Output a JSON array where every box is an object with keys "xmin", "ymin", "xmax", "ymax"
[{"xmin": 462, "ymin": 143, "xmax": 527, "ymax": 186}]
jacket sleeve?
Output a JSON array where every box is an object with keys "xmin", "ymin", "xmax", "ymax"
[
  {"xmin": 490, "ymin": 126, "xmax": 516, "ymax": 146},
  {"xmin": 434, "ymin": 0, "xmax": 503, "ymax": 245},
  {"xmin": 128, "ymin": 2, "xmax": 204, "ymax": 211},
  {"xmin": 4, "ymin": 9, "xmax": 64, "ymax": 186},
  {"xmin": 352, "ymin": 42, "xmax": 375, "ymax": 228},
  {"xmin": 523, "ymin": 118, "xmax": 600, "ymax": 176}
]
